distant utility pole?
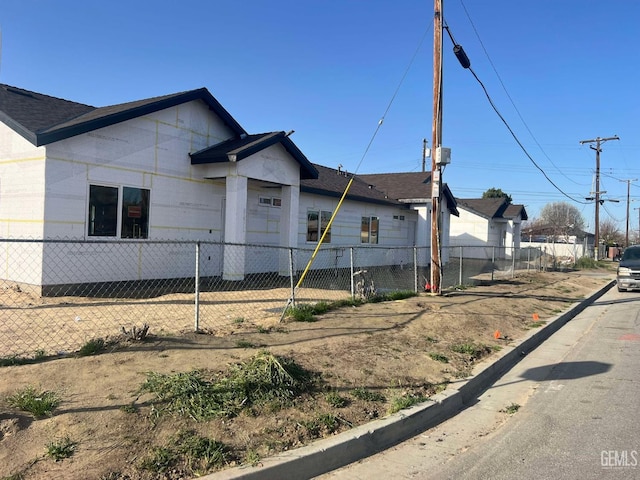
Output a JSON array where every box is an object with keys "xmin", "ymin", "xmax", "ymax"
[
  {"xmin": 422, "ymin": 138, "xmax": 428, "ymax": 172},
  {"xmin": 620, "ymin": 178, "xmax": 637, "ymax": 247},
  {"xmin": 635, "ymin": 206, "xmax": 640, "ymax": 245},
  {"xmin": 579, "ymin": 135, "xmax": 619, "ymax": 260},
  {"xmin": 430, "ymin": 0, "xmax": 443, "ymax": 294}
]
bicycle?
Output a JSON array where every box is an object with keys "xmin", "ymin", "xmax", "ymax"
[{"xmin": 353, "ymin": 269, "xmax": 377, "ymax": 300}]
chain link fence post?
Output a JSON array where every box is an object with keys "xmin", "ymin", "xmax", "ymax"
[
  {"xmin": 491, "ymin": 246, "xmax": 495, "ymax": 281},
  {"xmin": 413, "ymin": 245, "xmax": 418, "ymax": 295},
  {"xmin": 194, "ymin": 241, "xmax": 200, "ymax": 332},
  {"xmin": 459, "ymin": 246, "xmax": 463, "ymax": 286},
  {"xmin": 349, "ymin": 247, "xmax": 355, "ymax": 298},
  {"xmin": 288, "ymin": 247, "xmax": 295, "ymax": 307}
]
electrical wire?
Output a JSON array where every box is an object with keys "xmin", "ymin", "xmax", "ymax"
[
  {"xmin": 442, "ymin": 21, "xmax": 588, "ymax": 205},
  {"xmin": 281, "ymin": 22, "xmax": 434, "ymax": 316},
  {"xmin": 457, "ymin": 0, "xmax": 582, "ymax": 186},
  {"xmin": 353, "ymin": 23, "xmax": 433, "ymax": 175},
  {"xmin": 601, "ymin": 202, "xmax": 624, "ymax": 223}
]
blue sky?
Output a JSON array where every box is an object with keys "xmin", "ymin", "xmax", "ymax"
[{"xmin": 1, "ymin": 0, "xmax": 639, "ymax": 232}]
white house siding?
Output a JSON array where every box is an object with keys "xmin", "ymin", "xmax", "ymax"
[
  {"xmin": 0, "ymin": 122, "xmax": 47, "ymax": 238},
  {"xmin": 295, "ymin": 194, "xmax": 417, "ymax": 272},
  {"xmin": 449, "ymin": 208, "xmax": 492, "ymax": 259},
  {"xmin": 35, "ymin": 101, "xmax": 238, "ymax": 285},
  {"xmin": 0, "ymin": 122, "xmax": 48, "ymax": 286}
]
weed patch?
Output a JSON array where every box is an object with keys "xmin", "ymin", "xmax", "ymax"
[
  {"xmin": 46, "ymin": 436, "xmax": 76, "ymax": 461},
  {"xmin": 501, "ymin": 403, "xmax": 521, "ymax": 414},
  {"xmin": 450, "ymin": 342, "xmax": 492, "ymax": 360},
  {"xmin": 388, "ymin": 392, "xmax": 428, "ymax": 415},
  {"xmin": 140, "ymin": 350, "xmax": 317, "ymax": 421},
  {"xmin": 325, "ymin": 391, "xmax": 348, "ymax": 408},
  {"xmin": 7, "ymin": 386, "xmax": 61, "ymax": 418},
  {"xmin": 429, "ymin": 352, "xmax": 449, "ymax": 363},
  {"xmin": 77, "ymin": 338, "xmax": 108, "ymax": 357},
  {"xmin": 350, "ymin": 387, "xmax": 386, "ymax": 402}
]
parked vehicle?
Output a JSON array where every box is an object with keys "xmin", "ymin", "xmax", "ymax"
[{"xmin": 616, "ymin": 245, "xmax": 640, "ymax": 292}]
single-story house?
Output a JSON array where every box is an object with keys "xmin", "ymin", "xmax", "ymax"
[
  {"xmin": 0, "ymin": 84, "xmax": 458, "ymax": 290},
  {"xmin": 449, "ymin": 197, "xmax": 527, "ymax": 258}
]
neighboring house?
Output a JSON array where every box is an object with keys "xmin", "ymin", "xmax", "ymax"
[
  {"xmin": 449, "ymin": 198, "xmax": 527, "ymax": 258},
  {"xmin": 357, "ymin": 171, "xmax": 458, "ymax": 263},
  {"xmin": 0, "ymin": 84, "xmax": 457, "ymax": 290}
]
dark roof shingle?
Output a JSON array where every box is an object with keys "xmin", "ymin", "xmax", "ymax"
[
  {"xmin": 456, "ymin": 197, "xmax": 527, "ymax": 221},
  {"xmin": 190, "ymin": 132, "xmax": 318, "ymax": 180},
  {"xmin": 0, "ymin": 84, "xmax": 246, "ymax": 146}
]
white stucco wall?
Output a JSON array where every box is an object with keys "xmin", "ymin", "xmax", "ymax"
[
  {"xmin": 449, "ymin": 208, "xmax": 490, "ymax": 247},
  {"xmin": 44, "ymin": 100, "xmax": 235, "ymax": 241},
  {"xmin": 0, "ymin": 123, "xmax": 48, "ymax": 285}
]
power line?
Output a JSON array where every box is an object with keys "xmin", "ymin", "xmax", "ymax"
[
  {"xmin": 457, "ymin": 0, "xmax": 582, "ymax": 186},
  {"xmin": 441, "ymin": 21, "xmax": 588, "ymax": 205}
]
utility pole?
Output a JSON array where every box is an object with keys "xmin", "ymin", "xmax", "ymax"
[
  {"xmin": 579, "ymin": 135, "xmax": 619, "ymax": 260},
  {"xmin": 635, "ymin": 206, "xmax": 640, "ymax": 245},
  {"xmin": 422, "ymin": 138, "xmax": 428, "ymax": 172},
  {"xmin": 430, "ymin": 0, "xmax": 443, "ymax": 294},
  {"xmin": 620, "ymin": 178, "xmax": 637, "ymax": 247}
]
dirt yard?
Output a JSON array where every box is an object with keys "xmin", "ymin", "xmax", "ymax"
[{"xmin": 0, "ymin": 269, "xmax": 614, "ymax": 480}]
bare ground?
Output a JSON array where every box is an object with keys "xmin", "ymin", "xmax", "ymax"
[{"xmin": 0, "ymin": 269, "xmax": 614, "ymax": 480}]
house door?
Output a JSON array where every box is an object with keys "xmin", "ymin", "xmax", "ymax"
[{"xmin": 409, "ymin": 220, "xmax": 417, "ymax": 246}]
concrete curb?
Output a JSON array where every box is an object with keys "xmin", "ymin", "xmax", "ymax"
[{"xmin": 203, "ymin": 278, "xmax": 616, "ymax": 480}]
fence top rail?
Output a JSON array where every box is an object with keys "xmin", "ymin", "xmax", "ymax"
[{"xmin": 0, "ymin": 238, "xmax": 291, "ymax": 249}]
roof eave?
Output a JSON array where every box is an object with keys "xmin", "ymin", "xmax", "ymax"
[
  {"xmin": 300, "ymin": 186, "xmax": 403, "ymax": 207},
  {"xmin": 35, "ymin": 88, "xmax": 247, "ymax": 146}
]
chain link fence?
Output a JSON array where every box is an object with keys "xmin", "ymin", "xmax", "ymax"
[{"xmin": 0, "ymin": 239, "xmax": 542, "ymax": 358}]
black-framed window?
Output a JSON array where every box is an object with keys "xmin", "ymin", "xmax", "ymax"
[
  {"xmin": 121, "ymin": 187, "xmax": 150, "ymax": 239},
  {"xmin": 88, "ymin": 184, "xmax": 150, "ymax": 238},
  {"xmin": 88, "ymin": 185, "xmax": 118, "ymax": 236}
]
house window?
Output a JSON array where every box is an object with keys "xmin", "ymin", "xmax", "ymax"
[
  {"xmin": 361, "ymin": 216, "xmax": 379, "ymax": 244},
  {"xmin": 307, "ymin": 210, "xmax": 332, "ymax": 243},
  {"xmin": 88, "ymin": 185, "xmax": 118, "ymax": 236},
  {"xmin": 121, "ymin": 187, "xmax": 150, "ymax": 239},
  {"xmin": 88, "ymin": 184, "xmax": 150, "ymax": 238},
  {"xmin": 259, "ymin": 197, "xmax": 281, "ymax": 207}
]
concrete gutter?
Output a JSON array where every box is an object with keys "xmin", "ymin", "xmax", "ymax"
[{"xmin": 203, "ymin": 278, "xmax": 616, "ymax": 480}]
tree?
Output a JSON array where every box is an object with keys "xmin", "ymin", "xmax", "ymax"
[
  {"xmin": 482, "ymin": 187, "xmax": 512, "ymax": 204},
  {"xmin": 599, "ymin": 219, "xmax": 624, "ymax": 246},
  {"xmin": 538, "ymin": 202, "xmax": 585, "ymax": 241}
]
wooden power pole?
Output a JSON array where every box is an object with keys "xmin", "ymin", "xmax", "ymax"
[
  {"xmin": 430, "ymin": 0, "xmax": 443, "ymax": 294},
  {"xmin": 621, "ymin": 178, "xmax": 637, "ymax": 248},
  {"xmin": 579, "ymin": 135, "xmax": 619, "ymax": 260}
]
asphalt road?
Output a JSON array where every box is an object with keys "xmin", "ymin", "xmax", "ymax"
[{"xmin": 318, "ymin": 286, "xmax": 640, "ymax": 480}]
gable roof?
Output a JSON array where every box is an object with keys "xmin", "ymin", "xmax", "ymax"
[
  {"xmin": 358, "ymin": 171, "xmax": 458, "ymax": 215},
  {"xmin": 504, "ymin": 203, "xmax": 528, "ymax": 221},
  {"xmin": 456, "ymin": 197, "xmax": 527, "ymax": 221},
  {"xmin": 190, "ymin": 131, "xmax": 318, "ymax": 180},
  {"xmin": 301, "ymin": 164, "xmax": 404, "ymax": 206},
  {"xmin": 0, "ymin": 84, "xmax": 246, "ymax": 146}
]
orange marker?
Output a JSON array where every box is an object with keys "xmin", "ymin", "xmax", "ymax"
[
  {"xmin": 532, "ymin": 313, "xmax": 539, "ymax": 321},
  {"xmin": 494, "ymin": 330, "xmax": 501, "ymax": 339}
]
